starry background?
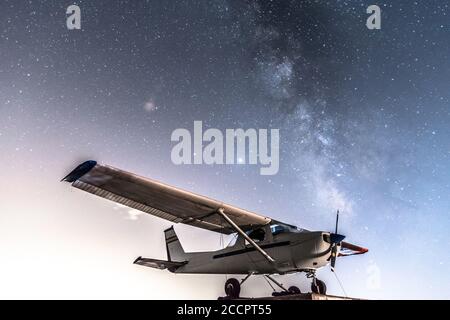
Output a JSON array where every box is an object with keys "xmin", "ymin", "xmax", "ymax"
[{"xmin": 0, "ymin": 0, "xmax": 449, "ymax": 299}]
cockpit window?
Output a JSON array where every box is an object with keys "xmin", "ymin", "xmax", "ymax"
[
  {"xmin": 226, "ymin": 233, "xmax": 238, "ymax": 247},
  {"xmin": 271, "ymin": 224, "xmax": 288, "ymax": 235},
  {"xmin": 270, "ymin": 224, "xmax": 305, "ymax": 235},
  {"xmin": 246, "ymin": 228, "xmax": 265, "ymax": 242}
]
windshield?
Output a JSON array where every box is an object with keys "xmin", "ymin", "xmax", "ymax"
[
  {"xmin": 270, "ymin": 224, "xmax": 305, "ymax": 235},
  {"xmin": 270, "ymin": 224, "xmax": 290, "ymax": 235}
]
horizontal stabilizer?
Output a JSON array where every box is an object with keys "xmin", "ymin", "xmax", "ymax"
[{"xmin": 133, "ymin": 257, "xmax": 187, "ymax": 271}]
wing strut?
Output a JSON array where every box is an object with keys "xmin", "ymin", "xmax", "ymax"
[{"xmin": 217, "ymin": 208, "xmax": 275, "ymax": 263}]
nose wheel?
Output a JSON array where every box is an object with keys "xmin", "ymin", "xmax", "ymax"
[
  {"xmin": 306, "ymin": 270, "xmax": 327, "ymax": 295},
  {"xmin": 311, "ymin": 278, "xmax": 327, "ymax": 295}
]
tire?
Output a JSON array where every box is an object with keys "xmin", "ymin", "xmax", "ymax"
[
  {"xmin": 288, "ymin": 286, "xmax": 301, "ymax": 294},
  {"xmin": 311, "ymin": 279, "xmax": 327, "ymax": 295},
  {"xmin": 224, "ymin": 278, "xmax": 241, "ymax": 298}
]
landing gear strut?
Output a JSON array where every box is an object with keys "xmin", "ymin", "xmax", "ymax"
[
  {"xmin": 223, "ymin": 272, "xmax": 327, "ymax": 298},
  {"xmin": 265, "ymin": 275, "xmax": 301, "ymax": 296}
]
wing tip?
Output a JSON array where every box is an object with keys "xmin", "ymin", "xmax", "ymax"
[{"xmin": 61, "ymin": 160, "xmax": 97, "ymax": 182}]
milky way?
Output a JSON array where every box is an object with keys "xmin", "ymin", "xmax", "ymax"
[{"xmin": 0, "ymin": 1, "xmax": 449, "ymax": 299}]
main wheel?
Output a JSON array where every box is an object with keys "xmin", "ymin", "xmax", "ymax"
[
  {"xmin": 224, "ymin": 278, "xmax": 241, "ymax": 299},
  {"xmin": 288, "ymin": 286, "xmax": 301, "ymax": 294},
  {"xmin": 311, "ymin": 279, "xmax": 327, "ymax": 295}
]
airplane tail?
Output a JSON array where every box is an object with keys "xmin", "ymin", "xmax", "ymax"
[{"xmin": 164, "ymin": 226, "xmax": 188, "ymax": 262}]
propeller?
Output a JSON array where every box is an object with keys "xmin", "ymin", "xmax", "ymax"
[{"xmin": 330, "ymin": 210, "xmax": 345, "ymax": 271}]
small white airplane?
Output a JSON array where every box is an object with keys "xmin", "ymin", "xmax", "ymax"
[{"xmin": 63, "ymin": 161, "xmax": 368, "ymax": 298}]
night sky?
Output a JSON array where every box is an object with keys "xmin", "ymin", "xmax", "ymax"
[{"xmin": 0, "ymin": 1, "xmax": 449, "ymax": 299}]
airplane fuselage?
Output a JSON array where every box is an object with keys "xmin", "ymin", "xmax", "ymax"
[{"xmin": 173, "ymin": 231, "xmax": 337, "ymax": 275}]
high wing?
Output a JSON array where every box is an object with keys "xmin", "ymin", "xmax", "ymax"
[{"xmin": 62, "ymin": 161, "xmax": 271, "ymax": 234}]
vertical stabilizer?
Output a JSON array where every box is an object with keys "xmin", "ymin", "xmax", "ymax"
[{"xmin": 164, "ymin": 226, "xmax": 187, "ymax": 262}]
